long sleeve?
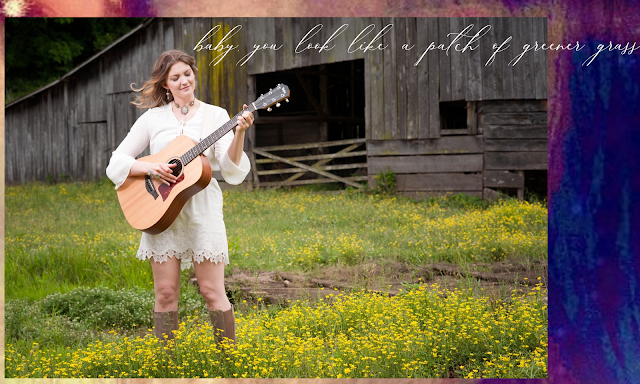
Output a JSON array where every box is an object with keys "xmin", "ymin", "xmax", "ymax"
[
  {"xmin": 206, "ymin": 108, "xmax": 250, "ymax": 185},
  {"xmin": 106, "ymin": 111, "xmax": 150, "ymax": 189}
]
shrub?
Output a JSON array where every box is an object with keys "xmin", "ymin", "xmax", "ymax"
[
  {"xmin": 39, "ymin": 287, "xmax": 155, "ymax": 329},
  {"xmin": 374, "ymin": 169, "xmax": 396, "ymax": 194},
  {"xmin": 5, "ymin": 299, "xmax": 97, "ymax": 347},
  {"xmin": 39, "ymin": 285, "xmax": 209, "ymax": 330}
]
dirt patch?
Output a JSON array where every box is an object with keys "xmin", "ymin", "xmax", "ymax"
[{"xmin": 191, "ymin": 259, "xmax": 547, "ymax": 307}]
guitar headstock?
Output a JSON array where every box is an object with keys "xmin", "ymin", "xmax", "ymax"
[{"xmin": 253, "ymin": 84, "xmax": 290, "ymax": 112}]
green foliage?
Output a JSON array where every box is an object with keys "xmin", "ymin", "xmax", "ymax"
[
  {"xmin": 373, "ymin": 169, "xmax": 396, "ymax": 194},
  {"xmin": 6, "ymin": 282, "xmax": 209, "ymax": 349},
  {"xmin": 292, "ymin": 183, "xmax": 343, "ymax": 192},
  {"xmin": 423, "ymin": 192, "xmax": 492, "ymax": 210},
  {"xmin": 5, "ymin": 18, "xmax": 144, "ymax": 103},
  {"xmin": 45, "ymin": 173, "xmax": 72, "ymax": 184},
  {"xmin": 525, "ymin": 188, "xmax": 547, "ymax": 206},
  {"xmin": 5, "ymin": 300, "xmax": 99, "ymax": 348},
  {"xmin": 48, "ymin": 39, "xmax": 85, "ymax": 65},
  {"xmin": 40, "ymin": 287, "xmax": 156, "ymax": 329}
]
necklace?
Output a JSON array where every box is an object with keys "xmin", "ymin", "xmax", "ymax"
[{"xmin": 173, "ymin": 97, "xmax": 195, "ymax": 115}]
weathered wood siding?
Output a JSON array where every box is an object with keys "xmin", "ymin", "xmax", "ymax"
[
  {"xmin": 241, "ymin": 17, "xmax": 546, "ymax": 141},
  {"xmin": 368, "ymin": 136, "xmax": 484, "ymax": 197},
  {"xmin": 480, "ymin": 99, "xmax": 548, "ymax": 197},
  {"xmin": 367, "ymin": 99, "xmax": 547, "ymax": 198},
  {"xmin": 359, "ymin": 17, "xmax": 547, "ymax": 197},
  {"xmin": 6, "ymin": 17, "xmax": 547, "ymax": 193}
]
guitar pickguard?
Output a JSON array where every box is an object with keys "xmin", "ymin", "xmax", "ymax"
[{"xmin": 158, "ymin": 173, "xmax": 185, "ymax": 202}]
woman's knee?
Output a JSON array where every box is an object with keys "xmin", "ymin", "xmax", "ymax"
[
  {"xmin": 155, "ymin": 284, "xmax": 180, "ymax": 306},
  {"xmin": 199, "ymin": 285, "xmax": 228, "ymax": 307}
]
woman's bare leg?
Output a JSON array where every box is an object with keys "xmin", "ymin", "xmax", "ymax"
[
  {"xmin": 151, "ymin": 256, "xmax": 182, "ymax": 312},
  {"xmin": 193, "ymin": 259, "xmax": 231, "ymax": 311}
]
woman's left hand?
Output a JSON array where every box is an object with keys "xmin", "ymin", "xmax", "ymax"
[{"xmin": 236, "ymin": 104, "xmax": 254, "ymax": 133}]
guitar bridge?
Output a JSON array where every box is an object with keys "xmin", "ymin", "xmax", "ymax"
[{"xmin": 145, "ymin": 175, "xmax": 159, "ymax": 199}]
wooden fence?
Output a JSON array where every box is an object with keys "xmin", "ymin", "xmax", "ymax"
[{"xmin": 251, "ymin": 138, "xmax": 367, "ymax": 189}]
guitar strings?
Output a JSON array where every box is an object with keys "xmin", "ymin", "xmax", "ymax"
[{"xmin": 182, "ymin": 105, "xmax": 259, "ymax": 165}]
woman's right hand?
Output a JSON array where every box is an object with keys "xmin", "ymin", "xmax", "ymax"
[{"xmin": 147, "ymin": 162, "xmax": 178, "ymax": 185}]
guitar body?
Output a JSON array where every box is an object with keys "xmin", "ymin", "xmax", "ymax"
[{"xmin": 116, "ymin": 135, "xmax": 212, "ymax": 234}]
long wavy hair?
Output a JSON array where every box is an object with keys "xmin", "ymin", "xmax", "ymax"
[{"xmin": 130, "ymin": 50, "xmax": 198, "ymax": 109}]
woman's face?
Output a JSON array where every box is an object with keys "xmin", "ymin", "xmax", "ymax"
[{"xmin": 164, "ymin": 61, "xmax": 195, "ymax": 100}]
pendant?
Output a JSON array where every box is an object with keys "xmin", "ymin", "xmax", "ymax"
[{"xmin": 181, "ymin": 106, "xmax": 189, "ymax": 115}]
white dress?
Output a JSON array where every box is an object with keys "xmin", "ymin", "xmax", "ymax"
[{"xmin": 106, "ymin": 102, "xmax": 251, "ymax": 270}]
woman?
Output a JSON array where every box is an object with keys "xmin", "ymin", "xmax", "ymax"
[{"xmin": 106, "ymin": 50, "xmax": 253, "ymax": 351}]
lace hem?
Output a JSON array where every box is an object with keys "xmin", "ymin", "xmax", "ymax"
[{"xmin": 137, "ymin": 248, "xmax": 229, "ymax": 270}]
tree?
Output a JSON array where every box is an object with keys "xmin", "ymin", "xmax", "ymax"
[{"xmin": 5, "ymin": 18, "xmax": 145, "ymax": 103}]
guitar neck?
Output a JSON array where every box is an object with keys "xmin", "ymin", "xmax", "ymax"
[{"xmin": 181, "ymin": 104, "xmax": 258, "ymax": 165}]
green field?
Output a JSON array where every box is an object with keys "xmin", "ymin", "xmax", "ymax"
[{"xmin": 5, "ymin": 180, "xmax": 548, "ymax": 378}]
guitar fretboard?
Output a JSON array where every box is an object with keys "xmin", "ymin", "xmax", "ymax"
[{"xmin": 180, "ymin": 104, "xmax": 258, "ymax": 165}]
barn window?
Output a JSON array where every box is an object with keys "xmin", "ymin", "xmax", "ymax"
[
  {"xmin": 254, "ymin": 60, "xmax": 365, "ymax": 146},
  {"xmin": 493, "ymin": 170, "xmax": 547, "ymax": 201},
  {"xmin": 439, "ymin": 100, "xmax": 468, "ymax": 135},
  {"xmin": 525, "ymin": 170, "xmax": 547, "ymax": 201},
  {"xmin": 251, "ymin": 60, "xmax": 367, "ymax": 188}
]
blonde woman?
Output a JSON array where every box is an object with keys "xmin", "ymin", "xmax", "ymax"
[{"xmin": 106, "ymin": 50, "xmax": 253, "ymax": 351}]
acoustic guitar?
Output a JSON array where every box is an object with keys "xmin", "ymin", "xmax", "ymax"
[{"xmin": 117, "ymin": 84, "xmax": 290, "ymax": 234}]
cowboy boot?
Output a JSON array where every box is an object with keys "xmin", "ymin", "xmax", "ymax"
[
  {"xmin": 208, "ymin": 308, "xmax": 226, "ymax": 345},
  {"xmin": 153, "ymin": 308, "xmax": 179, "ymax": 354},
  {"xmin": 208, "ymin": 304, "xmax": 236, "ymax": 346},
  {"xmin": 222, "ymin": 304, "xmax": 236, "ymax": 346}
]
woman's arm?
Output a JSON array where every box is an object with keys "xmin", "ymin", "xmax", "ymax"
[{"xmin": 107, "ymin": 111, "xmax": 177, "ymax": 188}]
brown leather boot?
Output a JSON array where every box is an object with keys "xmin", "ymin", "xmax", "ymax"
[
  {"xmin": 222, "ymin": 305, "xmax": 236, "ymax": 345},
  {"xmin": 208, "ymin": 308, "xmax": 226, "ymax": 345},
  {"xmin": 153, "ymin": 308, "xmax": 179, "ymax": 354},
  {"xmin": 208, "ymin": 304, "xmax": 236, "ymax": 346}
]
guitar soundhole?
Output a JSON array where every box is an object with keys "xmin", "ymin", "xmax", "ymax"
[{"xmin": 168, "ymin": 158, "xmax": 183, "ymax": 178}]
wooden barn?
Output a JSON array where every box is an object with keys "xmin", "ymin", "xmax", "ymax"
[{"xmin": 5, "ymin": 17, "xmax": 547, "ymax": 199}]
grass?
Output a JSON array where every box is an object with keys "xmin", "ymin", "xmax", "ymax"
[
  {"xmin": 225, "ymin": 188, "xmax": 546, "ymax": 271},
  {"xmin": 6, "ymin": 180, "xmax": 547, "ymax": 301},
  {"xmin": 5, "ymin": 179, "xmax": 155, "ymax": 300},
  {"xmin": 5, "ymin": 180, "xmax": 548, "ymax": 378}
]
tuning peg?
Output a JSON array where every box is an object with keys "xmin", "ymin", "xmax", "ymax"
[
  {"xmin": 285, "ymin": 98, "xmax": 290, "ymax": 103},
  {"xmin": 267, "ymin": 107, "xmax": 272, "ymax": 112},
  {"xmin": 269, "ymin": 88, "xmax": 272, "ymax": 91},
  {"xmin": 276, "ymin": 102, "xmax": 281, "ymax": 107}
]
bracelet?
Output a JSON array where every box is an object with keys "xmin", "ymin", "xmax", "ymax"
[{"xmin": 147, "ymin": 166, "xmax": 152, "ymax": 177}]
